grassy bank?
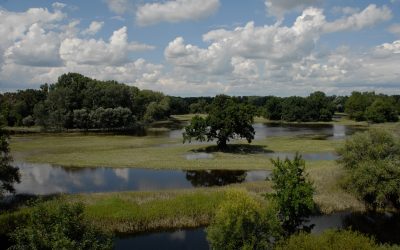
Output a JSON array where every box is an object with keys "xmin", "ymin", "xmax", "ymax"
[
  {"xmin": 10, "ymin": 132, "xmax": 343, "ymax": 169},
  {"xmin": 0, "ymin": 162, "xmax": 363, "ymax": 235}
]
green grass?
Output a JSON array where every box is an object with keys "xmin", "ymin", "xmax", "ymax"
[{"xmin": 11, "ymin": 132, "xmax": 344, "ymax": 169}]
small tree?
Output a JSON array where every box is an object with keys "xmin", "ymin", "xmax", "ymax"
[
  {"xmin": 0, "ymin": 130, "xmax": 20, "ymax": 198},
  {"xmin": 268, "ymin": 153, "xmax": 314, "ymax": 236},
  {"xmin": 10, "ymin": 202, "xmax": 112, "ymax": 250},
  {"xmin": 183, "ymin": 95, "xmax": 255, "ymax": 149},
  {"xmin": 207, "ymin": 190, "xmax": 282, "ymax": 250}
]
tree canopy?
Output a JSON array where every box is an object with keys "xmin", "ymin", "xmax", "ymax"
[
  {"xmin": 268, "ymin": 154, "xmax": 315, "ymax": 235},
  {"xmin": 337, "ymin": 129, "xmax": 400, "ymax": 210},
  {"xmin": 183, "ymin": 95, "xmax": 255, "ymax": 149}
]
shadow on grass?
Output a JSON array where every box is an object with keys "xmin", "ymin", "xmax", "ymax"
[{"xmin": 191, "ymin": 144, "xmax": 274, "ymax": 154}]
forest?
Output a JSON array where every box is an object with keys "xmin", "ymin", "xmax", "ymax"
[{"xmin": 1, "ymin": 73, "xmax": 399, "ymax": 131}]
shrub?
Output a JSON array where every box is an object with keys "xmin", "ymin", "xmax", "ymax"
[
  {"xmin": 337, "ymin": 130, "xmax": 400, "ymax": 209},
  {"xmin": 206, "ymin": 190, "xmax": 282, "ymax": 250},
  {"xmin": 275, "ymin": 230, "xmax": 384, "ymax": 250},
  {"xmin": 9, "ymin": 202, "xmax": 112, "ymax": 250}
]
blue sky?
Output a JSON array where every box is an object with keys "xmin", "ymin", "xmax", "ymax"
[{"xmin": 0, "ymin": 0, "xmax": 399, "ymax": 96}]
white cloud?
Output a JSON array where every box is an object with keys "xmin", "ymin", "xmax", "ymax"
[
  {"xmin": 82, "ymin": 21, "xmax": 104, "ymax": 35},
  {"xmin": 60, "ymin": 26, "xmax": 154, "ymax": 66},
  {"xmin": 105, "ymin": 0, "xmax": 134, "ymax": 15},
  {"xmin": 52, "ymin": 2, "xmax": 67, "ymax": 10},
  {"xmin": 5, "ymin": 23, "xmax": 62, "ymax": 67},
  {"xmin": 136, "ymin": 0, "xmax": 220, "ymax": 26},
  {"xmin": 265, "ymin": 0, "xmax": 320, "ymax": 19},
  {"xmin": 323, "ymin": 4, "xmax": 392, "ymax": 33},
  {"xmin": 388, "ymin": 23, "xmax": 400, "ymax": 36}
]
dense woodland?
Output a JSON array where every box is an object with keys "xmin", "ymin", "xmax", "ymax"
[{"xmin": 1, "ymin": 73, "xmax": 399, "ymax": 130}]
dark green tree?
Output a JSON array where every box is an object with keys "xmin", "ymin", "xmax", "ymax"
[
  {"xmin": 365, "ymin": 98, "xmax": 399, "ymax": 123},
  {"xmin": 9, "ymin": 202, "xmax": 112, "ymax": 250},
  {"xmin": 344, "ymin": 91, "xmax": 375, "ymax": 121},
  {"xmin": 268, "ymin": 154, "xmax": 315, "ymax": 235},
  {"xmin": 281, "ymin": 96, "xmax": 308, "ymax": 122},
  {"xmin": 183, "ymin": 95, "xmax": 255, "ymax": 149},
  {"xmin": 264, "ymin": 96, "xmax": 282, "ymax": 120},
  {"xmin": 0, "ymin": 129, "xmax": 20, "ymax": 197}
]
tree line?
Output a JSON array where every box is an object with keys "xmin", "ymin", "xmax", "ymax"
[{"xmin": 1, "ymin": 73, "xmax": 400, "ymax": 130}]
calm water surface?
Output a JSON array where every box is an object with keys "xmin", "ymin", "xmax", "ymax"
[
  {"xmin": 13, "ymin": 162, "xmax": 271, "ymax": 195},
  {"xmin": 156, "ymin": 123, "xmax": 361, "ymax": 140},
  {"xmin": 115, "ymin": 212, "xmax": 400, "ymax": 250}
]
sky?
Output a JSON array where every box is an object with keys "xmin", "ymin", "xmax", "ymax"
[{"xmin": 0, "ymin": 0, "xmax": 399, "ymax": 97}]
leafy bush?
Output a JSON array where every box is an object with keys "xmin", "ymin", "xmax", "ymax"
[
  {"xmin": 9, "ymin": 202, "xmax": 112, "ymax": 250},
  {"xmin": 275, "ymin": 230, "xmax": 391, "ymax": 250},
  {"xmin": 337, "ymin": 129, "xmax": 400, "ymax": 210},
  {"xmin": 337, "ymin": 129, "xmax": 400, "ymax": 169},
  {"xmin": 268, "ymin": 153, "xmax": 314, "ymax": 235},
  {"xmin": 206, "ymin": 190, "xmax": 282, "ymax": 250}
]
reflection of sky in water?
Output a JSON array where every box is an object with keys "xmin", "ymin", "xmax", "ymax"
[
  {"xmin": 13, "ymin": 162, "xmax": 270, "ymax": 195},
  {"xmin": 166, "ymin": 123, "xmax": 360, "ymax": 141},
  {"xmin": 116, "ymin": 212, "xmax": 399, "ymax": 249}
]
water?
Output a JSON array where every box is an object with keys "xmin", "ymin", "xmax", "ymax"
[
  {"xmin": 115, "ymin": 228, "xmax": 208, "ymax": 250},
  {"xmin": 115, "ymin": 212, "xmax": 400, "ymax": 249},
  {"xmin": 156, "ymin": 123, "xmax": 361, "ymax": 141},
  {"xmin": 264, "ymin": 152, "xmax": 338, "ymax": 161},
  {"xmin": 13, "ymin": 162, "xmax": 271, "ymax": 195}
]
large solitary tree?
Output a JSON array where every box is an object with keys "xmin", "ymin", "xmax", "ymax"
[{"xmin": 183, "ymin": 95, "xmax": 255, "ymax": 149}]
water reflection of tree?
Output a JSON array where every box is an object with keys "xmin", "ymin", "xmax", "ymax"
[
  {"xmin": 185, "ymin": 170, "xmax": 247, "ymax": 187},
  {"xmin": 343, "ymin": 212, "xmax": 400, "ymax": 244}
]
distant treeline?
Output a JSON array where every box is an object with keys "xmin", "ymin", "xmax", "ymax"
[{"xmin": 1, "ymin": 73, "xmax": 399, "ymax": 130}]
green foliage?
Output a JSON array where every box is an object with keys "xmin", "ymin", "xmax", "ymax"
[
  {"xmin": 264, "ymin": 96, "xmax": 282, "ymax": 120},
  {"xmin": 337, "ymin": 129, "xmax": 400, "ymax": 169},
  {"xmin": 366, "ymin": 99, "xmax": 399, "ymax": 123},
  {"xmin": 143, "ymin": 97, "xmax": 171, "ymax": 122},
  {"xmin": 0, "ymin": 130, "xmax": 20, "ymax": 197},
  {"xmin": 183, "ymin": 95, "xmax": 255, "ymax": 149},
  {"xmin": 268, "ymin": 153, "xmax": 315, "ymax": 235},
  {"xmin": 9, "ymin": 202, "xmax": 112, "ymax": 250},
  {"xmin": 275, "ymin": 230, "xmax": 387, "ymax": 250},
  {"xmin": 206, "ymin": 190, "xmax": 282, "ymax": 250},
  {"xmin": 276, "ymin": 92, "xmax": 334, "ymax": 122},
  {"xmin": 337, "ymin": 129, "xmax": 400, "ymax": 209},
  {"xmin": 345, "ymin": 92, "xmax": 399, "ymax": 122}
]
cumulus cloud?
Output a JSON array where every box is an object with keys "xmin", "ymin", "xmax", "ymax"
[
  {"xmin": 105, "ymin": 0, "xmax": 134, "ymax": 15},
  {"xmin": 136, "ymin": 0, "xmax": 220, "ymax": 26},
  {"xmin": 323, "ymin": 4, "xmax": 392, "ymax": 33},
  {"xmin": 265, "ymin": 0, "xmax": 320, "ymax": 19},
  {"xmin": 81, "ymin": 21, "xmax": 104, "ymax": 35},
  {"xmin": 5, "ymin": 23, "xmax": 62, "ymax": 67},
  {"xmin": 0, "ymin": 6, "xmax": 159, "ymax": 91},
  {"xmin": 167, "ymin": 7, "xmax": 326, "ymax": 74},
  {"xmin": 60, "ymin": 26, "xmax": 154, "ymax": 66}
]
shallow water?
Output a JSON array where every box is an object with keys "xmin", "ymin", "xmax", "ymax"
[
  {"xmin": 115, "ymin": 212, "xmax": 400, "ymax": 249},
  {"xmin": 264, "ymin": 152, "xmax": 338, "ymax": 161},
  {"xmin": 151, "ymin": 123, "xmax": 361, "ymax": 141},
  {"xmin": 13, "ymin": 162, "xmax": 271, "ymax": 195}
]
